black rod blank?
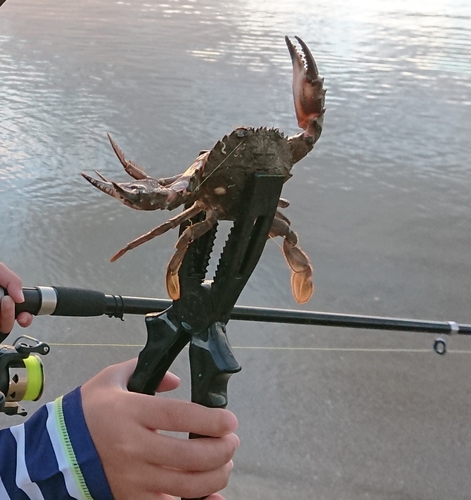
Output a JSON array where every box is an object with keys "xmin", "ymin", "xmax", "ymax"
[
  {"xmin": 102, "ymin": 294, "xmax": 471, "ymax": 336},
  {"xmin": 13, "ymin": 286, "xmax": 471, "ymax": 336}
]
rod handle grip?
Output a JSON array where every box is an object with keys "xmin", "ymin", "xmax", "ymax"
[{"xmin": 9, "ymin": 286, "xmax": 107, "ymax": 317}]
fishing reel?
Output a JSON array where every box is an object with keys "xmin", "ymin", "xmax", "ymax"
[{"xmin": 0, "ymin": 335, "xmax": 50, "ymax": 416}]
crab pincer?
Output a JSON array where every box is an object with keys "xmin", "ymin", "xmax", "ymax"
[{"xmin": 285, "ymin": 35, "xmax": 326, "ymax": 140}]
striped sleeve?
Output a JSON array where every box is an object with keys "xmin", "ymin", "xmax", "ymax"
[{"xmin": 0, "ymin": 388, "xmax": 114, "ymax": 499}]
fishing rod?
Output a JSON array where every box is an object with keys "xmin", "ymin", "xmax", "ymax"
[
  {"xmin": 11, "ymin": 285, "xmax": 471, "ymax": 340},
  {"xmin": 2, "ymin": 284, "xmax": 469, "ymax": 415}
]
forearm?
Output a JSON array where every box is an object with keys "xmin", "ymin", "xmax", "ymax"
[{"xmin": 0, "ymin": 388, "xmax": 113, "ymax": 500}]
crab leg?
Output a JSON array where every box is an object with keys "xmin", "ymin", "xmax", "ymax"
[
  {"xmin": 270, "ymin": 215, "xmax": 313, "ymax": 304},
  {"xmin": 278, "ymin": 198, "xmax": 290, "ymax": 209},
  {"xmin": 157, "ymin": 151, "xmax": 209, "ymax": 187},
  {"xmin": 107, "ymin": 134, "xmax": 151, "ymax": 180},
  {"xmin": 157, "ymin": 173, "xmax": 186, "ymax": 186},
  {"xmin": 274, "ymin": 206, "xmax": 291, "ymax": 225},
  {"xmin": 166, "ymin": 209, "xmax": 219, "ymax": 300},
  {"xmin": 110, "ymin": 201, "xmax": 205, "ymax": 262}
]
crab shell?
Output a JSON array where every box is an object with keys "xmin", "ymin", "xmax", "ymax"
[{"xmin": 182, "ymin": 127, "xmax": 315, "ymax": 219}]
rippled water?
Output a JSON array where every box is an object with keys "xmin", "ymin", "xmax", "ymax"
[
  {"xmin": 1, "ymin": 0, "xmax": 469, "ymax": 313},
  {"xmin": 1, "ymin": 0, "xmax": 471, "ymax": 497}
]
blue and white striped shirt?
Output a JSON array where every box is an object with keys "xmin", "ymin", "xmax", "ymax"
[{"xmin": 0, "ymin": 387, "xmax": 113, "ymax": 499}]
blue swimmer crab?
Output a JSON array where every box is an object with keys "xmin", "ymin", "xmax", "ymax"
[{"xmin": 82, "ymin": 36, "xmax": 325, "ymax": 304}]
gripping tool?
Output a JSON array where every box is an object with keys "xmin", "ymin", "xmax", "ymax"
[{"xmin": 127, "ymin": 173, "xmax": 284, "ymax": 410}]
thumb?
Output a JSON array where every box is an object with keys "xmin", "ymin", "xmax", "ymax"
[{"xmin": 98, "ymin": 358, "xmax": 181, "ymax": 393}]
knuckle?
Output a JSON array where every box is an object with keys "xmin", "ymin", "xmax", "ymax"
[
  {"xmin": 215, "ymin": 462, "xmax": 233, "ymax": 490},
  {"xmin": 212, "ymin": 408, "xmax": 235, "ymax": 435},
  {"xmin": 179, "ymin": 465, "xmax": 231, "ymax": 499},
  {"xmin": 220, "ymin": 435, "xmax": 238, "ymax": 463}
]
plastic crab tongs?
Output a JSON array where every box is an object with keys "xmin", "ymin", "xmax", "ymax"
[
  {"xmin": 127, "ymin": 172, "xmax": 284, "ymax": 399},
  {"xmin": 126, "ymin": 173, "xmax": 284, "ymax": 490}
]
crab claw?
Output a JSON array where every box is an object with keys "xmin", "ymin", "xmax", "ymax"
[
  {"xmin": 285, "ymin": 35, "xmax": 325, "ymax": 140},
  {"xmin": 81, "ymin": 171, "xmax": 170, "ymax": 210}
]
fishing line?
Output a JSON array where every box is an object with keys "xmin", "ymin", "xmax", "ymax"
[
  {"xmin": 195, "ymin": 140, "xmax": 245, "ymax": 190},
  {"xmin": 44, "ymin": 342, "xmax": 471, "ymax": 354}
]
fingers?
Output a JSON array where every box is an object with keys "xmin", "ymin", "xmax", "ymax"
[
  {"xmin": 88, "ymin": 358, "xmax": 238, "ymax": 438},
  {"xmin": 123, "ymin": 459, "xmax": 234, "ymax": 499},
  {"xmin": 165, "ymin": 460, "xmax": 234, "ymax": 499},
  {"xmin": 0, "ymin": 262, "xmax": 24, "ymax": 303},
  {"xmin": 0, "ymin": 295, "xmax": 15, "ymax": 334},
  {"xmin": 122, "ymin": 492, "xmax": 226, "ymax": 500},
  {"xmin": 132, "ymin": 429, "xmax": 239, "ymax": 472},
  {"xmin": 156, "ymin": 370, "xmax": 180, "ymax": 393},
  {"xmin": 133, "ymin": 397, "xmax": 238, "ymax": 437},
  {"xmin": 0, "ymin": 263, "xmax": 33, "ymax": 333},
  {"xmin": 82, "ymin": 358, "xmax": 238, "ymax": 500},
  {"xmin": 92, "ymin": 358, "xmax": 181, "ymax": 393},
  {"xmin": 0, "ymin": 299, "xmax": 33, "ymax": 333},
  {"xmin": 17, "ymin": 311, "xmax": 33, "ymax": 328}
]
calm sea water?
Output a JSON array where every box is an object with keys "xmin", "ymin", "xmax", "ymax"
[{"xmin": 1, "ymin": 1, "xmax": 471, "ymax": 498}]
